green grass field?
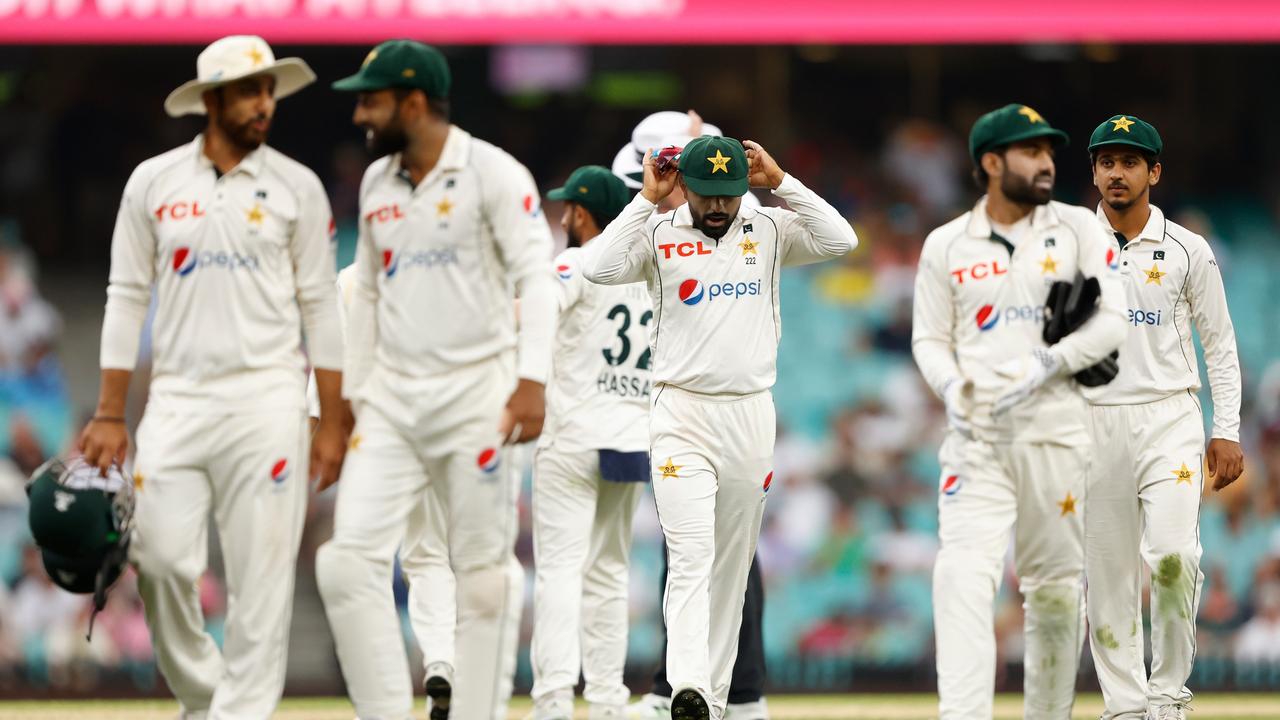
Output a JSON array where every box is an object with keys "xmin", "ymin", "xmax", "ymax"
[{"xmin": 0, "ymin": 694, "xmax": 1278, "ymax": 719}]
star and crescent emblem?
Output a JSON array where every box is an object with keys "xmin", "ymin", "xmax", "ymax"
[
  {"xmin": 707, "ymin": 150, "xmax": 731, "ymax": 174},
  {"xmin": 1111, "ymin": 117, "xmax": 1136, "ymax": 133},
  {"xmin": 1174, "ymin": 462, "xmax": 1195, "ymax": 485},
  {"xmin": 1058, "ymin": 492, "xmax": 1077, "ymax": 516},
  {"xmin": 659, "ymin": 458, "xmax": 681, "ymax": 480},
  {"xmin": 1019, "ymin": 106, "xmax": 1045, "ymax": 124}
]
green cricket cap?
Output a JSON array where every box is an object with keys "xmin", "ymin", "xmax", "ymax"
[
  {"xmin": 332, "ymin": 40, "xmax": 451, "ymax": 97},
  {"xmin": 678, "ymin": 135, "xmax": 748, "ymax": 197},
  {"xmin": 969, "ymin": 103, "xmax": 1070, "ymax": 165},
  {"xmin": 547, "ymin": 165, "xmax": 630, "ymax": 225},
  {"xmin": 1088, "ymin": 114, "xmax": 1162, "ymax": 156}
]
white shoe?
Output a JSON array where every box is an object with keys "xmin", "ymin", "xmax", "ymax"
[
  {"xmin": 532, "ymin": 688, "xmax": 574, "ymax": 720},
  {"xmin": 177, "ymin": 712, "xmax": 208, "ymax": 720},
  {"xmin": 1150, "ymin": 704, "xmax": 1188, "ymax": 720},
  {"xmin": 589, "ymin": 702, "xmax": 626, "ymax": 719},
  {"xmin": 725, "ymin": 698, "xmax": 769, "ymax": 720},
  {"xmin": 625, "ymin": 693, "xmax": 671, "ymax": 719}
]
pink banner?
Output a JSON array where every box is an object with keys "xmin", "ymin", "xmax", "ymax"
[{"xmin": 2, "ymin": 0, "xmax": 1279, "ymax": 44}]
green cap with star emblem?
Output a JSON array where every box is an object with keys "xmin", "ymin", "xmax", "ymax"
[
  {"xmin": 969, "ymin": 103, "xmax": 1070, "ymax": 165},
  {"xmin": 547, "ymin": 165, "xmax": 630, "ymax": 226},
  {"xmin": 1088, "ymin": 114, "xmax": 1162, "ymax": 156},
  {"xmin": 678, "ymin": 135, "xmax": 749, "ymax": 197},
  {"xmin": 333, "ymin": 39, "xmax": 451, "ymax": 97}
]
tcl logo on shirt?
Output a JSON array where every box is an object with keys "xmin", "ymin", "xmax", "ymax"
[
  {"xmin": 171, "ymin": 246, "xmax": 260, "ymax": 276},
  {"xmin": 659, "ymin": 241, "xmax": 714, "ymax": 259},
  {"xmin": 365, "ymin": 204, "xmax": 406, "ymax": 225},
  {"xmin": 950, "ymin": 260, "xmax": 1008, "ymax": 284},
  {"xmin": 154, "ymin": 202, "xmax": 206, "ymax": 222}
]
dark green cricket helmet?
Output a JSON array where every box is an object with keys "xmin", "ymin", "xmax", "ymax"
[{"xmin": 26, "ymin": 456, "xmax": 134, "ymax": 617}]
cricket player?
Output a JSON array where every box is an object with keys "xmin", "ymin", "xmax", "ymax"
[
  {"xmin": 78, "ymin": 36, "xmax": 346, "ymax": 719},
  {"xmin": 614, "ymin": 111, "xmax": 770, "ymax": 720},
  {"xmin": 314, "ymin": 40, "xmax": 556, "ymax": 720},
  {"xmin": 912, "ymin": 104, "xmax": 1127, "ymax": 720},
  {"xmin": 1082, "ymin": 115, "xmax": 1243, "ymax": 720},
  {"xmin": 530, "ymin": 165, "xmax": 648, "ymax": 720},
  {"xmin": 583, "ymin": 135, "xmax": 857, "ymax": 720}
]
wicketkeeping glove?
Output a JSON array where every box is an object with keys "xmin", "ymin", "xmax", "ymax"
[{"xmin": 1043, "ymin": 271, "xmax": 1119, "ymax": 387}]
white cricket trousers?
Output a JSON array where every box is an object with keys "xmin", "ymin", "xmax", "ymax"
[
  {"xmin": 1086, "ymin": 392, "xmax": 1205, "ymax": 719},
  {"xmin": 933, "ymin": 433, "xmax": 1088, "ymax": 720},
  {"xmin": 650, "ymin": 385, "xmax": 774, "ymax": 720},
  {"xmin": 316, "ymin": 357, "xmax": 523, "ymax": 720},
  {"xmin": 530, "ymin": 447, "xmax": 644, "ymax": 714},
  {"xmin": 402, "ymin": 487, "xmax": 456, "ymax": 674},
  {"xmin": 130, "ymin": 407, "xmax": 309, "ymax": 720}
]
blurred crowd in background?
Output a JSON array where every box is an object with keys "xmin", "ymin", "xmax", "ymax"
[{"xmin": 1, "ymin": 42, "xmax": 1280, "ymax": 696}]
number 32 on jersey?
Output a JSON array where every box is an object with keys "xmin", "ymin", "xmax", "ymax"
[{"xmin": 599, "ymin": 302, "xmax": 652, "ymax": 399}]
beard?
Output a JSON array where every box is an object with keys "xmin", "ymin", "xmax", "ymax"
[
  {"xmin": 1104, "ymin": 183, "xmax": 1146, "ymax": 212},
  {"xmin": 1001, "ymin": 169, "xmax": 1053, "ymax": 206},
  {"xmin": 691, "ymin": 209, "xmax": 735, "ymax": 240},
  {"xmin": 215, "ymin": 112, "xmax": 269, "ymax": 152},
  {"xmin": 566, "ymin": 224, "xmax": 584, "ymax": 248},
  {"xmin": 366, "ymin": 121, "xmax": 408, "ymax": 158}
]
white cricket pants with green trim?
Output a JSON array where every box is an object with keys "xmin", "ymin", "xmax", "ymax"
[
  {"xmin": 131, "ymin": 406, "xmax": 309, "ymax": 720},
  {"xmin": 530, "ymin": 446, "xmax": 644, "ymax": 714},
  {"xmin": 650, "ymin": 385, "xmax": 775, "ymax": 720},
  {"xmin": 316, "ymin": 357, "xmax": 523, "ymax": 720},
  {"xmin": 933, "ymin": 433, "xmax": 1088, "ymax": 720},
  {"xmin": 1086, "ymin": 392, "xmax": 1205, "ymax": 719}
]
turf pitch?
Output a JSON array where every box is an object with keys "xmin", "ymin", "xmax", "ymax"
[{"xmin": 1, "ymin": 694, "xmax": 1278, "ymax": 719}]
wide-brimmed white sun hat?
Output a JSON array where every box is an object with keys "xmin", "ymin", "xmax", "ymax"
[
  {"xmin": 611, "ymin": 111, "xmax": 725, "ymax": 189},
  {"xmin": 164, "ymin": 35, "xmax": 316, "ymax": 118}
]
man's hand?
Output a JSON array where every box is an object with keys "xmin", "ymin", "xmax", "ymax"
[
  {"xmin": 640, "ymin": 147, "xmax": 681, "ymax": 205},
  {"xmin": 78, "ymin": 418, "xmax": 129, "ymax": 477},
  {"xmin": 686, "ymin": 109, "xmax": 704, "ymax": 137},
  {"xmin": 942, "ymin": 378, "xmax": 975, "ymax": 440},
  {"xmin": 1207, "ymin": 437, "xmax": 1244, "ymax": 491},
  {"xmin": 743, "ymin": 140, "xmax": 786, "ymax": 189},
  {"xmin": 499, "ymin": 378, "xmax": 545, "ymax": 444},
  {"xmin": 311, "ymin": 417, "xmax": 349, "ymax": 492},
  {"xmin": 993, "ymin": 348, "xmax": 1064, "ymax": 416}
]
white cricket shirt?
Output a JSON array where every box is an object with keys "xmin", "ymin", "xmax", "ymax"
[
  {"xmin": 1082, "ymin": 204, "xmax": 1242, "ymax": 441},
  {"xmin": 539, "ymin": 246, "xmax": 650, "ymax": 453},
  {"xmin": 582, "ymin": 173, "xmax": 858, "ymax": 396},
  {"xmin": 342, "ymin": 126, "xmax": 557, "ymax": 400},
  {"xmin": 100, "ymin": 135, "xmax": 341, "ymax": 413},
  {"xmin": 912, "ymin": 197, "xmax": 1127, "ymax": 445}
]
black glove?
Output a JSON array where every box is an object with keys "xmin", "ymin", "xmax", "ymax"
[{"xmin": 1043, "ymin": 271, "xmax": 1119, "ymax": 387}]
